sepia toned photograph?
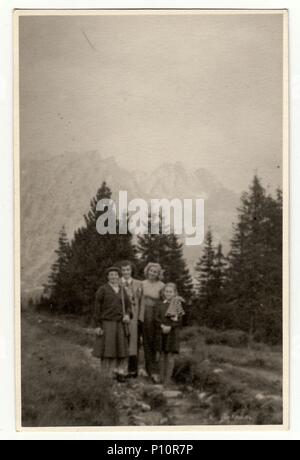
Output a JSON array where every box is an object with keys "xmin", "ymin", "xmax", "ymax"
[{"xmin": 14, "ymin": 9, "xmax": 289, "ymax": 429}]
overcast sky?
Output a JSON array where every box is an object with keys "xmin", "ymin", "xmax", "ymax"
[{"xmin": 19, "ymin": 12, "xmax": 284, "ymax": 192}]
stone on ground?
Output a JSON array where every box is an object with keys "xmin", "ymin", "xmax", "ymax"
[{"xmin": 163, "ymin": 390, "xmax": 183, "ymax": 399}]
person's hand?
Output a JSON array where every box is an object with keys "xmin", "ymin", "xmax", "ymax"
[
  {"xmin": 95, "ymin": 327, "xmax": 104, "ymax": 337},
  {"xmin": 161, "ymin": 324, "xmax": 171, "ymax": 335},
  {"xmin": 123, "ymin": 314, "xmax": 130, "ymax": 324}
]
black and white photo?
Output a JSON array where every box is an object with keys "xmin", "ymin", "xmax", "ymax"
[{"xmin": 14, "ymin": 9, "xmax": 289, "ymax": 429}]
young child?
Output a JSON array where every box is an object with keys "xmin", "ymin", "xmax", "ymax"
[{"xmin": 155, "ymin": 283, "xmax": 185, "ymax": 386}]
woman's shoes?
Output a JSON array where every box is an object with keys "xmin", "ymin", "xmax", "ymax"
[
  {"xmin": 127, "ymin": 372, "xmax": 138, "ymax": 379},
  {"xmin": 138, "ymin": 368, "xmax": 148, "ymax": 378},
  {"xmin": 113, "ymin": 369, "xmax": 127, "ymax": 383},
  {"xmin": 151, "ymin": 374, "xmax": 161, "ymax": 385},
  {"xmin": 116, "ymin": 373, "xmax": 126, "ymax": 383}
]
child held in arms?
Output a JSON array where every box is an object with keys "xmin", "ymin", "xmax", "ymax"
[{"xmin": 155, "ymin": 283, "xmax": 185, "ymax": 386}]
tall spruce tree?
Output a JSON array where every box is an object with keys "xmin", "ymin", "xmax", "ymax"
[
  {"xmin": 194, "ymin": 229, "xmax": 216, "ymax": 325},
  {"xmin": 137, "ymin": 215, "xmax": 193, "ymax": 302},
  {"xmin": 226, "ymin": 176, "xmax": 267, "ymax": 334},
  {"xmin": 45, "ymin": 226, "xmax": 72, "ymax": 311},
  {"xmin": 258, "ymin": 188, "xmax": 283, "ymax": 343},
  {"xmin": 160, "ymin": 234, "xmax": 194, "ymax": 301},
  {"xmin": 226, "ymin": 176, "xmax": 283, "ymax": 342},
  {"xmin": 46, "ymin": 182, "xmax": 136, "ymax": 314},
  {"xmin": 213, "ymin": 243, "xmax": 227, "ymax": 296},
  {"xmin": 137, "ymin": 213, "xmax": 172, "ymax": 270}
]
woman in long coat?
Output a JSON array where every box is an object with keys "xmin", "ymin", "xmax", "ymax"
[
  {"xmin": 93, "ymin": 267, "xmax": 132, "ymax": 380},
  {"xmin": 139, "ymin": 263, "xmax": 165, "ymax": 381}
]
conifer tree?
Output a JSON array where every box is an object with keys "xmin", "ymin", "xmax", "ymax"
[
  {"xmin": 226, "ymin": 176, "xmax": 282, "ymax": 341},
  {"xmin": 213, "ymin": 243, "xmax": 227, "ymax": 296},
  {"xmin": 46, "ymin": 182, "xmax": 136, "ymax": 314},
  {"xmin": 194, "ymin": 229, "xmax": 216, "ymax": 324},
  {"xmin": 137, "ymin": 215, "xmax": 193, "ymax": 302},
  {"xmin": 160, "ymin": 234, "xmax": 194, "ymax": 301},
  {"xmin": 137, "ymin": 213, "xmax": 169, "ymax": 269},
  {"xmin": 46, "ymin": 226, "xmax": 72, "ymax": 311}
]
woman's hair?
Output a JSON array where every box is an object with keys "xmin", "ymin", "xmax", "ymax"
[
  {"xmin": 163, "ymin": 282, "xmax": 178, "ymax": 297},
  {"xmin": 144, "ymin": 262, "xmax": 163, "ymax": 280}
]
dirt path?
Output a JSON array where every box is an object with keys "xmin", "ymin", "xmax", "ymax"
[
  {"xmin": 25, "ymin": 311, "xmax": 283, "ymax": 426},
  {"xmin": 84, "ymin": 346, "xmax": 210, "ymax": 426}
]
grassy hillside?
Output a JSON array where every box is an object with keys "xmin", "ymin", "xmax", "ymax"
[
  {"xmin": 21, "ymin": 311, "xmax": 283, "ymax": 427},
  {"xmin": 21, "ymin": 313, "xmax": 119, "ymax": 427}
]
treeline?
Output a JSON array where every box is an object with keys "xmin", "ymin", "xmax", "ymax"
[
  {"xmin": 40, "ymin": 175, "xmax": 282, "ymax": 344},
  {"xmin": 42, "ymin": 182, "xmax": 193, "ymax": 315},
  {"xmin": 194, "ymin": 176, "xmax": 282, "ymax": 344}
]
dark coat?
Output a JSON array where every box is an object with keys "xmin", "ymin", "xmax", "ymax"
[
  {"xmin": 92, "ymin": 284, "xmax": 132, "ymax": 359},
  {"xmin": 155, "ymin": 300, "xmax": 181, "ymax": 354},
  {"xmin": 93, "ymin": 283, "xmax": 132, "ymax": 327}
]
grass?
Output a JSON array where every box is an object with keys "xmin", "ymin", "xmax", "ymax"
[
  {"xmin": 174, "ymin": 325, "xmax": 283, "ymax": 425},
  {"xmin": 21, "ymin": 312, "xmax": 283, "ymax": 427},
  {"xmin": 21, "ymin": 314, "xmax": 119, "ymax": 427}
]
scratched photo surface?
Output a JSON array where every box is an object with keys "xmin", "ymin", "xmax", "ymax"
[{"xmin": 17, "ymin": 11, "xmax": 286, "ymax": 428}]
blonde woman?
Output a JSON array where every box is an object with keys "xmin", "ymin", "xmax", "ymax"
[{"xmin": 139, "ymin": 262, "xmax": 165, "ymax": 381}]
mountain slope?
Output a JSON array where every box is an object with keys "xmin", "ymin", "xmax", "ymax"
[{"xmin": 20, "ymin": 151, "xmax": 239, "ymax": 296}]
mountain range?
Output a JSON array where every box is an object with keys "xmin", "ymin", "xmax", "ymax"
[{"xmin": 20, "ymin": 150, "xmax": 240, "ymax": 298}]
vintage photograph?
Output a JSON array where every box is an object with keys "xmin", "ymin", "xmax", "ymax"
[{"xmin": 15, "ymin": 10, "xmax": 288, "ymax": 428}]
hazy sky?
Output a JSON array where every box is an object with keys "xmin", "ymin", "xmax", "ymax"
[{"xmin": 19, "ymin": 12, "xmax": 284, "ymax": 192}]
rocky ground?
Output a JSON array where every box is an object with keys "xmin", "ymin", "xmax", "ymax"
[
  {"xmin": 86, "ymin": 346, "xmax": 211, "ymax": 426},
  {"xmin": 22, "ymin": 311, "xmax": 283, "ymax": 427}
]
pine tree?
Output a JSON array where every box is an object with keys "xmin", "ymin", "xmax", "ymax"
[
  {"xmin": 226, "ymin": 176, "xmax": 283, "ymax": 342},
  {"xmin": 137, "ymin": 213, "xmax": 170, "ymax": 269},
  {"xmin": 137, "ymin": 216, "xmax": 193, "ymax": 302},
  {"xmin": 258, "ymin": 188, "xmax": 283, "ymax": 343},
  {"xmin": 46, "ymin": 226, "xmax": 72, "ymax": 311},
  {"xmin": 46, "ymin": 182, "xmax": 136, "ymax": 314},
  {"xmin": 226, "ymin": 176, "xmax": 267, "ymax": 334},
  {"xmin": 213, "ymin": 244, "xmax": 227, "ymax": 296},
  {"xmin": 160, "ymin": 234, "xmax": 194, "ymax": 300},
  {"xmin": 194, "ymin": 229, "xmax": 216, "ymax": 325}
]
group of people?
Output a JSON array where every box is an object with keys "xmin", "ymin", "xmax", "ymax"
[{"xmin": 93, "ymin": 261, "xmax": 185, "ymax": 386}]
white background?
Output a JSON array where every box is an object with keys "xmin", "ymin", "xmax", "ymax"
[{"xmin": 0, "ymin": 0, "xmax": 299, "ymax": 440}]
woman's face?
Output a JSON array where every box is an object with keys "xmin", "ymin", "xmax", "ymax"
[
  {"xmin": 164, "ymin": 286, "xmax": 176, "ymax": 301},
  {"xmin": 148, "ymin": 266, "xmax": 159, "ymax": 281},
  {"xmin": 108, "ymin": 271, "xmax": 120, "ymax": 285}
]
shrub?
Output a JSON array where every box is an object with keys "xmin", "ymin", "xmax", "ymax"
[
  {"xmin": 180, "ymin": 326, "xmax": 202, "ymax": 342},
  {"xmin": 200, "ymin": 327, "xmax": 249, "ymax": 348}
]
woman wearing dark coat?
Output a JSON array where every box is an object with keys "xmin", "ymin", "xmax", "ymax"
[{"xmin": 93, "ymin": 267, "xmax": 132, "ymax": 380}]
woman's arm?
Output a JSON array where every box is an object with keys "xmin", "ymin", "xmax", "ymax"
[{"xmin": 161, "ymin": 316, "xmax": 181, "ymax": 328}]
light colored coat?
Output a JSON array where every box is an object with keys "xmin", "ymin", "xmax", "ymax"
[{"xmin": 122, "ymin": 278, "xmax": 143, "ymax": 356}]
